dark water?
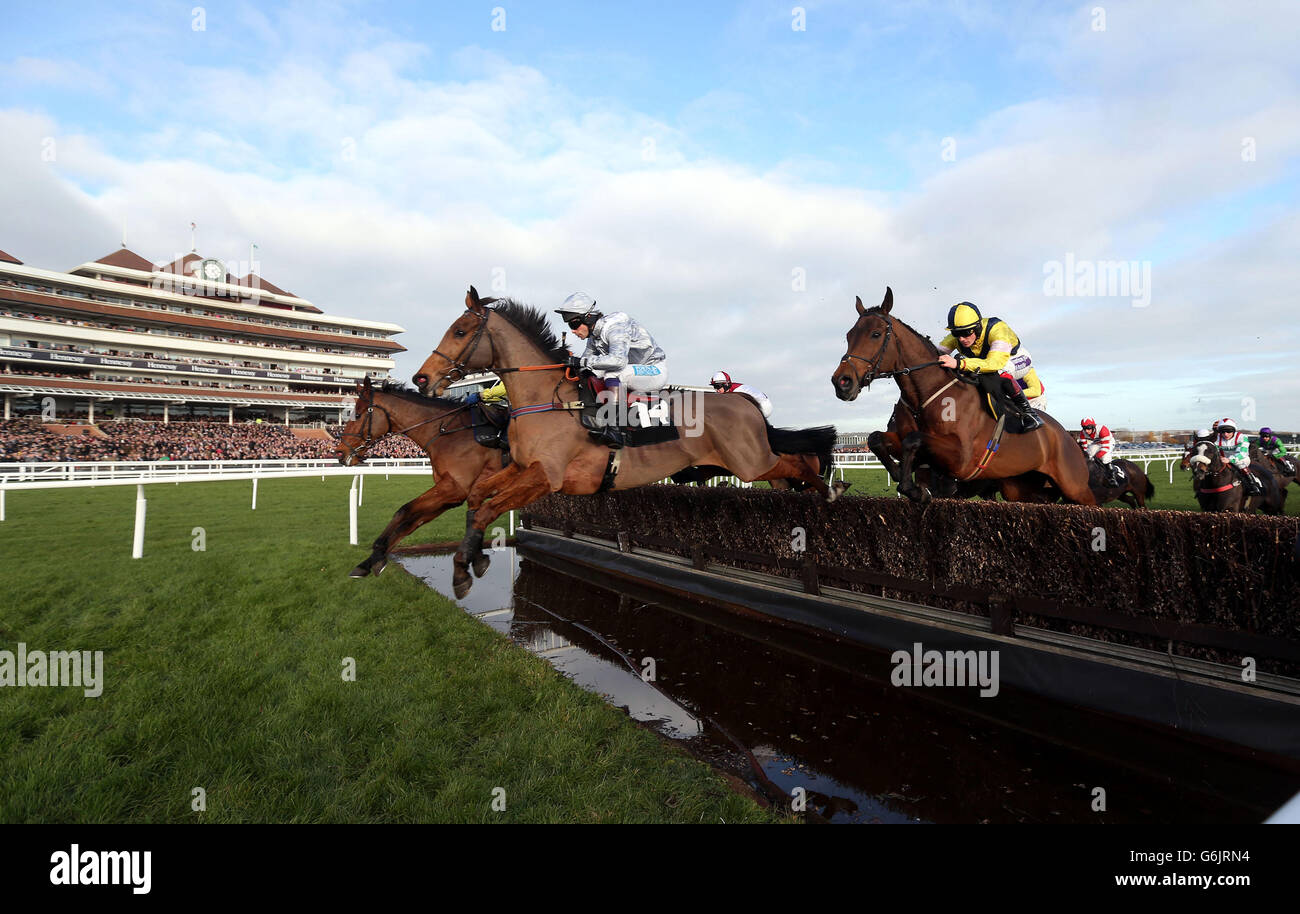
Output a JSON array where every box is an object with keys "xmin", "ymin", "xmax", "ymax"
[{"xmin": 398, "ymin": 547, "xmax": 1294, "ymax": 823}]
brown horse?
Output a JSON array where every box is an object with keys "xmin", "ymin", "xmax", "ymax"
[
  {"xmin": 414, "ymin": 288, "xmax": 840, "ymax": 597},
  {"xmin": 335, "ymin": 378, "xmax": 510, "ymax": 578},
  {"xmin": 1184, "ymin": 441, "xmax": 1286, "ymax": 513},
  {"xmin": 869, "ymin": 398, "xmax": 1008, "ymax": 500},
  {"xmin": 832, "ymin": 287, "xmax": 1096, "ymax": 505},
  {"xmin": 1250, "ymin": 445, "xmax": 1298, "ymax": 488},
  {"xmin": 1081, "ymin": 455, "xmax": 1155, "ymax": 508}
]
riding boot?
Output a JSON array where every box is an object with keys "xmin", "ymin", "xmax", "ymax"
[
  {"xmin": 590, "ymin": 423, "xmax": 624, "ymax": 449},
  {"xmin": 1247, "ymin": 471, "xmax": 1263, "ymax": 496},
  {"xmin": 1104, "ymin": 463, "xmax": 1120, "ymax": 487},
  {"xmin": 1003, "ymin": 380, "xmax": 1043, "ymax": 430}
]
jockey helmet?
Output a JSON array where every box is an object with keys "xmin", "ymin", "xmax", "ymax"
[
  {"xmin": 1216, "ymin": 417, "xmax": 1237, "ymax": 436},
  {"xmin": 710, "ymin": 370, "xmax": 732, "ymax": 390},
  {"xmin": 1260, "ymin": 426, "xmax": 1274, "ymax": 438},
  {"xmin": 1081, "ymin": 417, "xmax": 1096, "ymax": 431},
  {"xmin": 1194, "ymin": 427, "xmax": 1212, "ymax": 440},
  {"xmin": 555, "ymin": 292, "xmax": 599, "ymax": 325},
  {"xmin": 947, "ymin": 302, "xmax": 982, "ymax": 335}
]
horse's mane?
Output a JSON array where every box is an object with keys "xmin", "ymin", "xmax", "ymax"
[
  {"xmin": 488, "ymin": 298, "xmax": 571, "ymax": 362},
  {"xmin": 373, "ymin": 380, "xmax": 462, "ymax": 411},
  {"xmin": 865, "ymin": 307, "xmax": 943, "ymax": 357}
]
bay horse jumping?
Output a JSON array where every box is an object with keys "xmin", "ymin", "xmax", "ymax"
[
  {"xmin": 1184, "ymin": 441, "xmax": 1286, "ymax": 514},
  {"xmin": 413, "ymin": 287, "xmax": 841, "ymax": 597},
  {"xmin": 831, "ymin": 287, "xmax": 1096, "ymax": 505},
  {"xmin": 335, "ymin": 378, "xmax": 511, "ymax": 578}
]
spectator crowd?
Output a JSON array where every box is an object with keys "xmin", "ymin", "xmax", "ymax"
[{"xmin": 0, "ymin": 419, "xmax": 426, "ymax": 462}]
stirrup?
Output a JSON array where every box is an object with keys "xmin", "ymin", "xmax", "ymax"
[{"xmin": 590, "ymin": 426, "xmax": 624, "ymax": 449}]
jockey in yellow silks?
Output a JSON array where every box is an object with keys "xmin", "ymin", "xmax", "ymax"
[{"xmin": 936, "ymin": 301, "xmax": 1045, "ymax": 431}]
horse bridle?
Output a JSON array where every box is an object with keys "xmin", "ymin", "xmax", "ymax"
[
  {"xmin": 840, "ymin": 311, "xmax": 945, "ymax": 390},
  {"xmin": 429, "ymin": 308, "xmax": 493, "ymax": 390},
  {"xmin": 339, "ymin": 384, "xmax": 472, "ymax": 462}
]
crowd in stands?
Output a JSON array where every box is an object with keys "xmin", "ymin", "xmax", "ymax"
[{"xmin": 0, "ymin": 419, "xmax": 426, "ymax": 462}]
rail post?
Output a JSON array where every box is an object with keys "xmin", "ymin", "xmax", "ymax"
[
  {"xmin": 132, "ymin": 483, "xmax": 146, "ymax": 559},
  {"xmin": 348, "ymin": 476, "xmax": 359, "ymax": 545},
  {"xmin": 251, "ymin": 476, "xmax": 258, "ymax": 510}
]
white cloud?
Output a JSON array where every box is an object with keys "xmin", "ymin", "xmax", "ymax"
[{"xmin": 1, "ymin": 0, "xmax": 1298, "ymax": 438}]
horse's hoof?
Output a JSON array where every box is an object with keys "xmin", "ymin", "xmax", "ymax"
[
  {"xmin": 372, "ymin": 557, "xmax": 388, "ymax": 576},
  {"xmin": 833, "ymin": 480, "xmax": 852, "ymax": 497},
  {"xmin": 472, "ymin": 554, "xmax": 491, "ymax": 578},
  {"xmin": 453, "ymin": 577, "xmax": 472, "ymax": 599},
  {"xmin": 349, "ymin": 564, "xmax": 370, "ymax": 578}
]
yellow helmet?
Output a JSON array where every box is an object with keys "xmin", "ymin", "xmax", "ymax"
[{"xmin": 947, "ymin": 302, "xmax": 982, "ymax": 335}]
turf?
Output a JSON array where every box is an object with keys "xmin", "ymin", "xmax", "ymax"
[{"xmin": 0, "ymin": 474, "xmax": 779, "ymax": 823}]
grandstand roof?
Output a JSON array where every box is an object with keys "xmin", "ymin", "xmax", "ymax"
[
  {"xmin": 93, "ymin": 247, "xmax": 155, "ymax": 271},
  {"xmin": 0, "ymin": 249, "xmax": 22, "ymax": 265}
]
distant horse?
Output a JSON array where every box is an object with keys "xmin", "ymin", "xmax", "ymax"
[
  {"xmin": 1250, "ymin": 444, "xmax": 1298, "ymax": 488},
  {"xmin": 1082, "ymin": 456, "xmax": 1154, "ymax": 508},
  {"xmin": 335, "ymin": 378, "xmax": 510, "ymax": 578},
  {"xmin": 832, "ymin": 287, "xmax": 1096, "ymax": 505},
  {"xmin": 1184, "ymin": 441, "xmax": 1286, "ymax": 514},
  {"xmin": 412, "ymin": 287, "xmax": 841, "ymax": 597}
]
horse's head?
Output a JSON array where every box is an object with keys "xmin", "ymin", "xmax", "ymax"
[
  {"xmin": 832, "ymin": 286, "xmax": 899, "ymax": 401},
  {"xmin": 335, "ymin": 376, "xmax": 392, "ymax": 466},
  {"xmin": 1185, "ymin": 440, "xmax": 1218, "ymax": 481},
  {"xmin": 413, "ymin": 286, "xmax": 497, "ymax": 396}
]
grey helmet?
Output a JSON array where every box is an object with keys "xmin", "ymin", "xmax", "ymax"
[{"xmin": 555, "ymin": 292, "xmax": 598, "ymax": 322}]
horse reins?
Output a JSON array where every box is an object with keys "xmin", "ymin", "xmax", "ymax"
[{"xmin": 340, "ymin": 386, "xmax": 476, "ymax": 461}]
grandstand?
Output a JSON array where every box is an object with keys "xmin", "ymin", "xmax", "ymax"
[{"xmin": 0, "ymin": 243, "xmax": 405, "ymax": 426}]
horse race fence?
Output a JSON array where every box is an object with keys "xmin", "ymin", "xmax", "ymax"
[{"xmin": 0, "ymin": 446, "xmax": 1194, "ymax": 559}]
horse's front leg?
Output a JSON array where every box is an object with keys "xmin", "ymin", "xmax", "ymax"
[
  {"xmin": 867, "ymin": 430, "xmax": 904, "ymax": 484},
  {"xmin": 352, "ymin": 480, "xmax": 467, "ymax": 578},
  {"xmin": 465, "ymin": 458, "xmax": 509, "ymax": 578},
  {"xmin": 895, "ymin": 432, "xmax": 930, "ymax": 504},
  {"xmin": 453, "ymin": 462, "xmax": 554, "ymax": 598}
]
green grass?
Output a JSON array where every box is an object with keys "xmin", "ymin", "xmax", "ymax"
[{"xmin": 0, "ymin": 475, "xmax": 779, "ymax": 823}]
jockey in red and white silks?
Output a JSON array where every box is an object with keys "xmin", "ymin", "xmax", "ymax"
[
  {"xmin": 710, "ymin": 371, "xmax": 773, "ymax": 419},
  {"xmin": 1078, "ymin": 418, "xmax": 1120, "ymax": 486}
]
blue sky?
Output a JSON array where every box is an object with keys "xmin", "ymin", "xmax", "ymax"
[{"xmin": 3, "ymin": 0, "xmax": 1299, "ymax": 432}]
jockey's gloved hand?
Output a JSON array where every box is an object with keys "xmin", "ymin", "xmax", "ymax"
[
  {"xmin": 566, "ymin": 355, "xmax": 585, "ymax": 370},
  {"xmin": 465, "ymin": 391, "xmax": 481, "ymax": 404}
]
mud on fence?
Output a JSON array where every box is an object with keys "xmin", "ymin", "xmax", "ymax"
[{"xmin": 521, "ymin": 487, "xmax": 1300, "ymax": 678}]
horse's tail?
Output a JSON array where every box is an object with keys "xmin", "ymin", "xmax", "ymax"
[
  {"xmin": 767, "ymin": 424, "xmax": 837, "ymax": 476},
  {"xmin": 1145, "ymin": 477, "xmax": 1155, "ymax": 499}
]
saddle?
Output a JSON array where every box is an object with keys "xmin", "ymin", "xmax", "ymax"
[
  {"xmin": 574, "ymin": 373, "xmax": 680, "ymax": 447},
  {"xmin": 469, "ymin": 402, "xmax": 511, "ymax": 455},
  {"xmin": 958, "ymin": 372, "xmax": 1037, "ymax": 434}
]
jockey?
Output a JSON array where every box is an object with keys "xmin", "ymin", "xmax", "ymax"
[
  {"xmin": 710, "ymin": 370, "xmax": 774, "ymax": 420},
  {"xmin": 464, "ymin": 380, "xmax": 507, "ymax": 405},
  {"xmin": 936, "ymin": 302, "xmax": 1044, "ymax": 431},
  {"xmin": 1257, "ymin": 426, "xmax": 1293, "ymax": 474},
  {"xmin": 1078, "ymin": 418, "xmax": 1121, "ymax": 487},
  {"xmin": 1212, "ymin": 417, "xmax": 1263, "ymax": 495},
  {"xmin": 556, "ymin": 292, "xmax": 668, "ymax": 448}
]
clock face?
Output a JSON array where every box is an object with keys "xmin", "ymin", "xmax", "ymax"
[{"xmin": 200, "ymin": 259, "xmax": 224, "ymax": 281}]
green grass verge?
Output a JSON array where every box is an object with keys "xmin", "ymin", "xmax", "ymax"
[{"xmin": 0, "ymin": 475, "xmax": 779, "ymax": 823}]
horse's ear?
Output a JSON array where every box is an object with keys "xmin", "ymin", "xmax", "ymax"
[
  {"xmin": 363, "ymin": 375, "xmax": 372, "ymax": 389},
  {"xmin": 881, "ymin": 286, "xmax": 893, "ymax": 313},
  {"xmin": 466, "ymin": 285, "xmax": 484, "ymax": 313},
  {"xmin": 855, "ymin": 295, "xmax": 866, "ymax": 315}
]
